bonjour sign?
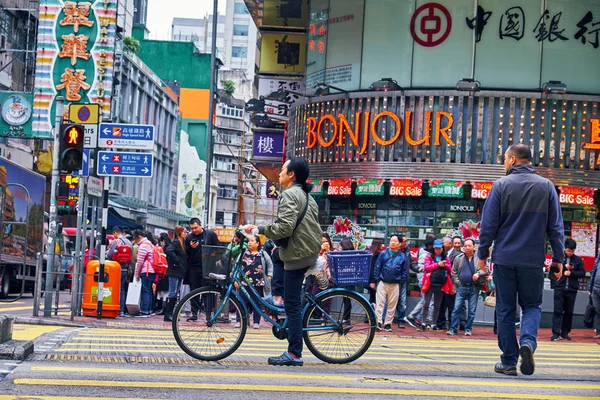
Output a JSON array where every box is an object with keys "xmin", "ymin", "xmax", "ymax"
[{"xmin": 306, "ymin": 111, "xmax": 455, "ymax": 153}]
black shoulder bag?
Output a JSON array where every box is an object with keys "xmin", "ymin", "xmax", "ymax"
[{"xmin": 273, "ymin": 192, "xmax": 309, "ymax": 249}]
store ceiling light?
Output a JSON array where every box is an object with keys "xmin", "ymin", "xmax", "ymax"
[
  {"xmin": 370, "ymin": 78, "xmax": 402, "ymax": 91},
  {"xmin": 541, "ymin": 80, "xmax": 567, "ymax": 94},
  {"xmin": 456, "ymin": 78, "xmax": 481, "ymax": 91}
]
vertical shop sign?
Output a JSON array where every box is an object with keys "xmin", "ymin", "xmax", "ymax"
[
  {"xmin": 428, "ymin": 180, "xmax": 465, "ymax": 198},
  {"xmin": 389, "ymin": 179, "xmax": 423, "ymax": 197},
  {"xmin": 327, "ymin": 178, "xmax": 352, "ymax": 196},
  {"xmin": 571, "ymin": 222, "xmax": 597, "ymax": 257},
  {"xmin": 471, "ymin": 181, "xmax": 494, "ymax": 199},
  {"xmin": 355, "ymin": 178, "xmax": 384, "ymax": 196},
  {"xmin": 32, "ymin": 0, "xmax": 118, "ymax": 138}
]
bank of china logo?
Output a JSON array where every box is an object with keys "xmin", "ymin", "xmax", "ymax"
[{"xmin": 1, "ymin": 95, "xmax": 32, "ymax": 126}]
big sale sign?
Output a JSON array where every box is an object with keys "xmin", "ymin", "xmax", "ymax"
[{"xmin": 558, "ymin": 186, "xmax": 595, "ymax": 206}]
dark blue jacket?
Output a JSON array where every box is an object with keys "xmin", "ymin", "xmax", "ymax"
[
  {"xmin": 589, "ymin": 254, "xmax": 600, "ymax": 292},
  {"xmin": 477, "ymin": 164, "xmax": 564, "ymax": 268},
  {"xmin": 371, "ymin": 250, "xmax": 408, "ymax": 284}
]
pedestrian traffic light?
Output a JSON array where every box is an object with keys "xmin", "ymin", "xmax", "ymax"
[{"xmin": 59, "ymin": 124, "xmax": 84, "ymax": 172}]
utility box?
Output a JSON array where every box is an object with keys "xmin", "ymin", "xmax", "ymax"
[{"xmin": 81, "ymin": 260, "xmax": 121, "ymax": 318}]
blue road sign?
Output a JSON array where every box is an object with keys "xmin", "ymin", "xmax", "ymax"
[
  {"xmin": 98, "ymin": 123, "xmax": 155, "ymax": 150},
  {"xmin": 73, "ymin": 149, "xmax": 90, "ymax": 177},
  {"xmin": 97, "ymin": 151, "xmax": 153, "ymax": 178}
]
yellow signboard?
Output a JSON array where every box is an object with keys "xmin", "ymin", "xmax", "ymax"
[
  {"xmin": 69, "ymin": 103, "xmax": 100, "ymax": 124},
  {"xmin": 262, "ymin": 0, "xmax": 308, "ymax": 29},
  {"xmin": 259, "ymin": 33, "xmax": 307, "ymax": 75}
]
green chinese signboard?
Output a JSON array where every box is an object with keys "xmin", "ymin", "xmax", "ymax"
[
  {"xmin": 428, "ymin": 180, "xmax": 465, "ymax": 198},
  {"xmin": 355, "ymin": 178, "xmax": 384, "ymax": 196},
  {"xmin": 0, "ymin": 92, "xmax": 34, "ymax": 138},
  {"xmin": 310, "ymin": 179, "xmax": 324, "ymax": 196}
]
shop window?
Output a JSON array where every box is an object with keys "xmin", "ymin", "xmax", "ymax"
[
  {"xmin": 218, "ymin": 184, "xmax": 238, "ymax": 199},
  {"xmin": 215, "ymin": 211, "xmax": 225, "ymax": 225},
  {"xmin": 233, "ymin": 24, "xmax": 248, "ymax": 36},
  {"xmin": 232, "ymin": 46, "xmax": 247, "ymax": 58},
  {"xmin": 234, "ymin": 2, "xmax": 249, "ymax": 15}
]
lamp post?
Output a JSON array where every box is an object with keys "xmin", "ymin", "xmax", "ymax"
[{"xmin": 204, "ymin": 0, "xmax": 219, "ymax": 227}]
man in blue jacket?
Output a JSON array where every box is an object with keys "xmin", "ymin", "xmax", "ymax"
[
  {"xmin": 477, "ymin": 144, "xmax": 564, "ymax": 377},
  {"xmin": 370, "ymin": 234, "xmax": 408, "ymax": 332}
]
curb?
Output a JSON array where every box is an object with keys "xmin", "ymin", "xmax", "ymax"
[{"xmin": 14, "ymin": 316, "xmax": 88, "ymax": 328}]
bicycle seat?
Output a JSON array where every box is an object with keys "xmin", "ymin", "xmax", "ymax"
[{"xmin": 208, "ymin": 273, "xmax": 227, "ymax": 280}]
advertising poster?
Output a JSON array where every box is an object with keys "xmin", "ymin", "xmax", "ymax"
[
  {"xmin": 259, "ymin": 32, "xmax": 307, "ymax": 75},
  {"xmin": 571, "ymin": 222, "xmax": 597, "ymax": 257}
]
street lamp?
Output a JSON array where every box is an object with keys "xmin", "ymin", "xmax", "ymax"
[
  {"xmin": 541, "ymin": 80, "xmax": 567, "ymax": 94},
  {"xmin": 370, "ymin": 78, "xmax": 402, "ymax": 92},
  {"xmin": 456, "ymin": 78, "xmax": 481, "ymax": 91}
]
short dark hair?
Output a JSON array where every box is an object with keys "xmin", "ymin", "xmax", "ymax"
[
  {"xmin": 112, "ymin": 226, "xmax": 122, "ymax": 234},
  {"xmin": 452, "ymin": 236, "xmax": 463, "ymax": 243},
  {"xmin": 464, "ymin": 238, "xmax": 475, "ymax": 246},
  {"xmin": 565, "ymin": 238, "xmax": 577, "ymax": 250},
  {"xmin": 189, "ymin": 217, "xmax": 201, "ymax": 226},
  {"xmin": 132, "ymin": 230, "xmax": 145, "ymax": 239},
  {"xmin": 507, "ymin": 144, "xmax": 532, "ymax": 162},
  {"xmin": 425, "ymin": 232, "xmax": 436, "ymax": 241},
  {"xmin": 390, "ymin": 234, "xmax": 401, "ymax": 243},
  {"xmin": 339, "ymin": 237, "xmax": 354, "ymax": 251}
]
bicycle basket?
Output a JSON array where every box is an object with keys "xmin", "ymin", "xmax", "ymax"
[
  {"xmin": 326, "ymin": 250, "xmax": 372, "ymax": 286},
  {"xmin": 201, "ymin": 245, "xmax": 230, "ymax": 279}
]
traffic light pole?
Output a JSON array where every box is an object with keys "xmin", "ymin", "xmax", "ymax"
[
  {"xmin": 96, "ymin": 176, "xmax": 109, "ymax": 319},
  {"xmin": 44, "ymin": 96, "xmax": 65, "ymax": 317}
]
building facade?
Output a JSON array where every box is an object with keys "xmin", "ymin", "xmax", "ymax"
[
  {"xmin": 280, "ymin": 0, "xmax": 600, "ymax": 272},
  {"xmin": 109, "ymin": 50, "xmax": 184, "ymax": 231}
]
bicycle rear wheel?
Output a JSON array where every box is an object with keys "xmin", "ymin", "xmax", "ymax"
[
  {"xmin": 303, "ymin": 290, "xmax": 375, "ymax": 364},
  {"xmin": 172, "ymin": 286, "xmax": 247, "ymax": 361}
]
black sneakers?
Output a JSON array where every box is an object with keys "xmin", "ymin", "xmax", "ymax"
[
  {"xmin": 383, "ymin": 324, "xmax": 393, "ymax": 332},
  {"xmin": 494, "ymin": 362, "xmax": 517, "ymax": 376},
  {"xmin": 519, "ymin": 343, "xmax": 535, "ymax": 376},
  {"xmin": 560, "ymin": 334, "xmax": 572, "ymax": 341},
  {"xmin": 550, "ymin": 335, "xmax": 560, "ymax": 341},
  {"xmin": 376, "ymin": 322, "xmax": 383, "ymax": 331}
]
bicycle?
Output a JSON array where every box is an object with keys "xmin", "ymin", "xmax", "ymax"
[{"xmin": 172, "ymin": 247, "xmax": 376, "ymax": 364}]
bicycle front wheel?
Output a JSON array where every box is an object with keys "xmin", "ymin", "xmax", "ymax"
[
  {"xmin": 303, "ymin": 290, "xmax": 376, "ymax": 364},
  {"xmin": 172, "ymin": 286, "xmax": 247, "ymax": 361}
]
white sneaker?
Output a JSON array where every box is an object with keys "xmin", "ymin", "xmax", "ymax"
[
  {"xmin": 253, "ymin": 323, "xmax": 259, "ymax": 329},
  {"xmin": 234, "ymin": 322, "xmax": 241, "ymax": 328}
]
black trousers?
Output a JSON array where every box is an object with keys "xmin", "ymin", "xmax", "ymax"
[
  {"xmin": 552, "ymin": 288, "xmax": 578, "ymax": 336},
  {"xmin": 436, "ymin": 293, "xmax": 456, "ymax": 327},
  {"xmin": 272, "ymin": 262, "xmax": 285, "ymax": 297},
  {"xmin": 285, "ymin": 266, "xmax": 310, "ymax": 358},
  {"xmin": 187, "ymin": 267, "xmax": 209, "ymax": 315}
]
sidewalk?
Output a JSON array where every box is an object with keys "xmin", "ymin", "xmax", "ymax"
[{"xmin": 15, "ymin": 313, "xmax": 600, "ymax": 343}]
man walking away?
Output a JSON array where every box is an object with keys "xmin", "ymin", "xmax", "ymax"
[
  {"xmin": 448, "ymin": 239, "xmax": 485, "ymax": 336},
  {"xmin": 106, "ymin": 227, "xmax": 132, "ymax": 317},
  {"xmin": 551, "ymin": 239, "xmax": 584, "ymax": 341},
  {"xmin": 478, "ymin": 144, "xmax": 564, "ymax": 377}
]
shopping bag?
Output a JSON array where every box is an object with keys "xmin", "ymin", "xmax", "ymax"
[
  {"xmin": 584, "ymin": 296, "xmax": 595, "ymax": 329},
  {"xmin": 126, "ymin": 281, "xmax": 142, "ymax": 315},
  {"xmin": 484, "ymin": 290, "xmax": 496, "ymax": 307},
  {"xmin": 421, "ymin": 272, "xmax": 431, "ymax": 293}
]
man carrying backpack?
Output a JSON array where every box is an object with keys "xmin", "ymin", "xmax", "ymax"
[{"xmin": 107, "ymin": 226, "xmax": 133, "ymax": 317}]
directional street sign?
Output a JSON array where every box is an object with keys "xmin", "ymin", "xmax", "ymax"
[
  {"xmin": 98, "ymin": 123, "xmax": 155, "ymax": 150},
  {"xmin": 97, "ymin": 151, "xmax": 153, "ymax": 178}
]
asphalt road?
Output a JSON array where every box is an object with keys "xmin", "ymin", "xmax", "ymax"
[{"xmin": 0, "ymin": 324, "xmax": 598, "ymax": 400}]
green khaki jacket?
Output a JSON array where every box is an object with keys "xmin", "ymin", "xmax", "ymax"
[{"xmin": 259, "ymin": 184, "xmax": 322, "ymax": 270}]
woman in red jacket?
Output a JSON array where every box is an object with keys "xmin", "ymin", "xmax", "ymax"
[{"xmin": 420, "ymin": 239, "xmax": 452, "ymax": 331}]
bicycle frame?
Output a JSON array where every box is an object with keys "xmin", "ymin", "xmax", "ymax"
[{"xmin": 205, "ymin": 262, "xmax": 359, "ymax": 332}]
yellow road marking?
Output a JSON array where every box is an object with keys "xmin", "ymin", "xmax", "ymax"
[
  {"xmin": 48, "ymin": 348, "xmax": 600, "ymax": 366},
  {"xmin": 13, "ymin": 379, "xmax": 599, "ymax": 399},
  {"xmin": 55, "ymin": 343, "xmax": 600, "ymax": 361},
  {"xmin": 0, "ymin": 396, "xmax": 160, "ymax": 400},
  {"xmin": 29, "ymin": 366, "xmax": 600, "ymax": 390},
  {"xmin": 12, "ymin": 325, "xmax": 65, "ymax": 341},
  {"xmin": 0, "ymin": 304, "xmax": 70, "ymax": 312}
]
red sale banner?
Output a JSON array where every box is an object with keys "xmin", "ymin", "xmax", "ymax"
[
  {"xmin": 389, "ymin": 179, "xmax": 423, "ymax": 197},
  {"xmin": 471, "ymin": 181, "xmax": 494, "ymax": 199},
  {"xmin": 558, "ymin": 186, "xmax": 595, "ymax": 206},
  {"xmin": 327, "ymin": 178, "xmax": 352, "ymax": 196}
]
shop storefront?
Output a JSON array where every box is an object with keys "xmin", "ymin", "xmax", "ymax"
[{"xmin": 288, "ymin": 90, "xmax": 600, "ymax": 271}]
